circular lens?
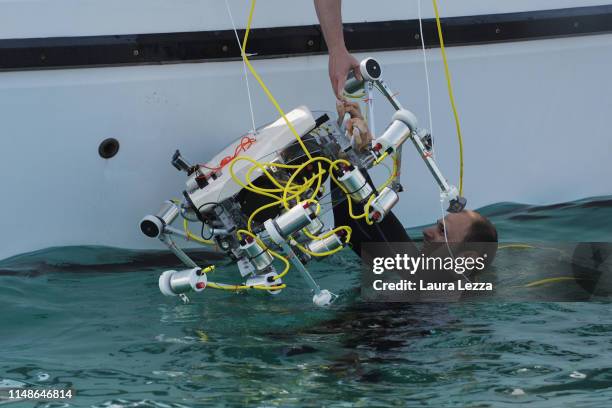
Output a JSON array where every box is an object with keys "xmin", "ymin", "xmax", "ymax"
[
  {"xmin": 365, "ymin": 59, "xmax": 381, "ymax": 80},
  {"xmin": 140, "ymin": 219, "xmax": 160, "ymax": 238}
]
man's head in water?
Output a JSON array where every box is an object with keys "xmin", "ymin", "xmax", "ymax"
[{"xmin": 422, "ymin": 210, "xmax": 498, "ymax": 266}]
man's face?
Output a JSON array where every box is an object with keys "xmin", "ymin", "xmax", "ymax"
[{"xmin": 422, "ymin": 210, "xmax": 480, "ymax": 254}]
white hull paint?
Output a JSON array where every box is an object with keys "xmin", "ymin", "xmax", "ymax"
[{"xmin": 1, "ymin": 1, "xmax": 612, "ymax": 260}]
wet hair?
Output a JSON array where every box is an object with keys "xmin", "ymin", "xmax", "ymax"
[
  {"xmin": 465, "ymin": 215, "xmax": 498, "ymax": 244},
  {"xmin": 462, "ymin": 214, "xmax": 498, "ymax": 267}
]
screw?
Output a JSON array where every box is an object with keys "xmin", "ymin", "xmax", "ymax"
[
  {"xmin": 133, "ymin": 49, "xmax": 140, "ymax": 56},
  {"xmin": 222, "ymin": 45, "xmax": 229, "ymax": 52},
  {"xmin": 307, "ymin": 39, "xmax": 314, "ymax": 47}
]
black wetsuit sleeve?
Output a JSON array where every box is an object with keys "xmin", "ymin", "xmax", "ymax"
[{"xmin": 332, "ymin": 169, "xmax": 420, "ymax": 257}]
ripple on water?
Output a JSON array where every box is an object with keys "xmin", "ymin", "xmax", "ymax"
[{"xmin": 1, "ymin": 196, "xmax": 612, "ymax": 407}]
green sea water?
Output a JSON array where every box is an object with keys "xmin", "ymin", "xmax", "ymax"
[{"xmin": 1, "ymin": 196, "xmax": 611, "ymax": 407}]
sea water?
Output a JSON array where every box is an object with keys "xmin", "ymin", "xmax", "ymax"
[{"xmin": 1, "ymin": 196, "xmax": 611, "ymax": 407}]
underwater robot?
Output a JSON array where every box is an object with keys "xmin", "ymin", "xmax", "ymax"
[{"xmin": 140, "ymin": 58, "xmax": 466, "ymax": 306}]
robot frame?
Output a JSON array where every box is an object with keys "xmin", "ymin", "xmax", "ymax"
[{"xmin": 140, "ymin": 58, "xmax": 466, "ymax": 307}]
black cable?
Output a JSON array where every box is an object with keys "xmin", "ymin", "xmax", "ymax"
[
  {"xmin": 201, "ymin": 222, "xmax": 215, "ymax": 241},
  {"xmin": 196, "ymin": 202, "xmax": 219, "ymax": 241}
]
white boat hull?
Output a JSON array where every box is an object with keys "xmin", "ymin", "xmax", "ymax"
[{"xmin": 1, "ymin": 2, "xmax": 612, "ymax": 261}]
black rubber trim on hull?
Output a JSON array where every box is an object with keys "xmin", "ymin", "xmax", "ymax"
[{"xmin": 1, "ymin": 5, "xmax": 611, "ymax": 71}]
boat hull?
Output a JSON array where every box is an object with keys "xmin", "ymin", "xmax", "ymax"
[{"xmin": 1, "ymin": 11, "xmax": 612, "ymax": 261}]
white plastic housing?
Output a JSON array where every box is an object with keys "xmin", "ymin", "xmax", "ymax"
[
  {"xmin": 313, "ymin": 289, "xmax": 334, "ymax": 307},
  {"xmin": 374, "ymin": 109, "xmax": 419, "ymax": 153},
  {"xmin": 306, "ymin": 234, "xmax": 343, "ymax": 254},
  {"xmin": 265, "ymin": 203, "xmax": 313, "ymax": 243},
  {"xmin": 338, "ymin": 168, "xmax": 373, "ymax": 202},
  {"xmin": 158, "ymin": 267, "xmax": 206, "ymax": 297},
  {"xmin": 245, "ymin": 271, "xmax": 283, "ymax": 295},
  {"xmin": 240, "ymin": 239, "xmax": 274, "ymax": 271},
  {"xmin": 369, "ymin": 187, "xmax": 399, "ymax": 223}
]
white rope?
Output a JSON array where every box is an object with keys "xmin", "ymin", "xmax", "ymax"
[
  {"xmin": 417, "ymin": 0, "xmax": 435, "ymax": 157},
  {"xmin": 223, "ymin": 0, "xmax": 257, "ymax": 135},
  {"xmin": 418, "ymin": 0, "xmax": 460, "ymax": 272}
]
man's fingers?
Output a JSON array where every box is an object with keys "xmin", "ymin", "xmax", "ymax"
[
  {"xmin": 331, "ymin": 75, "xmax": 341, "ymax": 99},
  {"xmin": 344, "ymin": 100, "xmax": 360, "ymax": 109},
  {"xmin": 343, "ymin": 101, "xmax": 363, "ymax": 119},
  {"xmin": 354, "ymin": 119, "xmax": 367, "ymax": 135},
  {"xmin": 352, "ymin": 57, "xmax": 363, "ymax": 81},
  {"xmin": 336, "ymin": 77, "xmax": 347, "ymax": 100},
  {"xmin": 350, "ymin": 118, "xmax": 373, "ymax": 151},
  {"xmin": 346, "ymin": 117, "xmax": 353, "ymax": 134},
  {"xmin": 336, "ymin": 100, "xmax": 345, "ymax": 117}
]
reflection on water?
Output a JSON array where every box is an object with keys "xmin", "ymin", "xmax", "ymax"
[{"xmin": 1, "ymin": 196, "xmax": 612, "ymax": 407}]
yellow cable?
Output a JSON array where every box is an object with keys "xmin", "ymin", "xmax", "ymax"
[
  {"xmin": 374, "ymin": 151, "xmax": 389, "ymax": 165},
  {"xmin": 309, "ymin": 164, "xmax": 325, "ymax": 201},
  {"xmin": 237, "ymin": 229, "xmax": 291, "ymax": 280},
  {"xmin": 524, "ymin": 277, "xmax": 577, "ymax": 288},
  {"xmin": 282, "ymin": 156, "xmax": 348, "ymax": 208},
  {"xmin": 236, "ymin": 156, "xmax": 293, "ymax": 192},
  {"xmin": 246, "ymin": 199, "xmax": 282, "ymax": 232},
  {"xmin": 301, "ymin": 198, "xmax": 322, "ymax": 216},
  {"xmin": 229, "ymin": 158, "xmax": 282, "ymax": 201},
  {"xmin": 201, "ymin": 265, "xmax": 215, "ymax": 274},
  {"xmin": 303, "ymin": 225, "xmax": 348, "ymax": 241},
  {"xmin": 201, "ymin": 232, "xmax": 289, "ymax": 292},
  {"xmin": 499, "ymin": 244, "xmax": 566, "ymax": 255},
  {"xmin": 432, "ymin": 0, "xmax": 464, "ymax": 196},
  {"xmin": 281, "ymin": 156, "xmax": 372, "ymax": 225},
  {"xmin": 183, "ymin": 219, "xmax": 216, "ymax": 245},
  {"xmin": 235, "ymin": 160, "xmax": 325, "ymax": 232},
  {"xmin": 241, "ymin": 0, "xmax": 312, "ymax": 159},
  {"xmin": 297, "ymin": 226, "xmax": 352, "ymax": 257},
  {"xmin": 376, "ymin": 154, "xmax": 398, "ymax": 192},
  {"xmin": 499, "ymin": 244, "xmax": 537, "ymax": 250},
  {"xmin": 297, "ymin": 242, "xmax": 344, "ymax": 257},
  {"xmin": 244, "ymin": 165, "xmax": 306, "ymax": 194},
  {"xmin": 231, "ymin": 156, "xmax": 324, "ymax": 210},
  {"xmin": 344, "ymin": 93, "xmax": 366, "ymax": 99},
  {"xmin": 207, "ymin": 281, "xmax": 286, "ymax": 291},
  {"xmin": 362, "ymin": 194, "xmax": 376, "ymax": 225}
]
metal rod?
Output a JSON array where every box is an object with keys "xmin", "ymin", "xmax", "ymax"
[
  {"xmin": 159, "ymin": 234, "xmax": 199, "ymax": 269},
  {"xmin": 277, "ymin": 241, "xmax": 321, "ymax": 294},
  {"xmin": 375, "ymin": 79, "xmax": 404, "ymax": 188},
  {"xmin": 164, "ymin": 226, "xmax": 189, "ymax": 239},
  {"xmin": 374, "ymin": 78, "xmax": 453, "ymax": 194},
  {"xmin": 410, "ymin": 133, "xmax": 452, "ymax": 192},
  {"xmin": 375, "ymin": 79, "xmax": 403, "ymax": 111}
]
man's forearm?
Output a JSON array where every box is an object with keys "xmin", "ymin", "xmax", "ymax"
[{"xmin": 314, "ymin": 0, "xmax": 346, "ymax": 53}]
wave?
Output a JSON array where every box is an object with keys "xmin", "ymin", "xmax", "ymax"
[{"xmin": 2, "ymin": 195, "xmax": 611, "ymax": 275}]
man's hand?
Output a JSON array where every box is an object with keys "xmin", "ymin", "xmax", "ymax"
[
  {"xmin": 314, "ymin": 0, "xmax": 362, "ymax": 100},
  {"xmin": 329, "ymin": 49, "xmax": 362, "ymax": 100},
  {"xmin": 337, "ymin": 100, "xmax": 372, "ymax": 152}
]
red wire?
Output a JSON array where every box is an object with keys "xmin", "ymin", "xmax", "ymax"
[{"xmin": 200, "ymin": 136, "xmax": 257, "ymax": 172}]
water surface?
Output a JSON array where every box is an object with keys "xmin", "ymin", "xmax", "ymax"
[{"xmin": 1, "ymin": 196, "xmax": 611, "ymax": 407}]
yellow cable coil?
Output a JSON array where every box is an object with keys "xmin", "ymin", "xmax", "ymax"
[{"xmin": 183, "ymin": 218, "xmax": 215, "ymax": 245}]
